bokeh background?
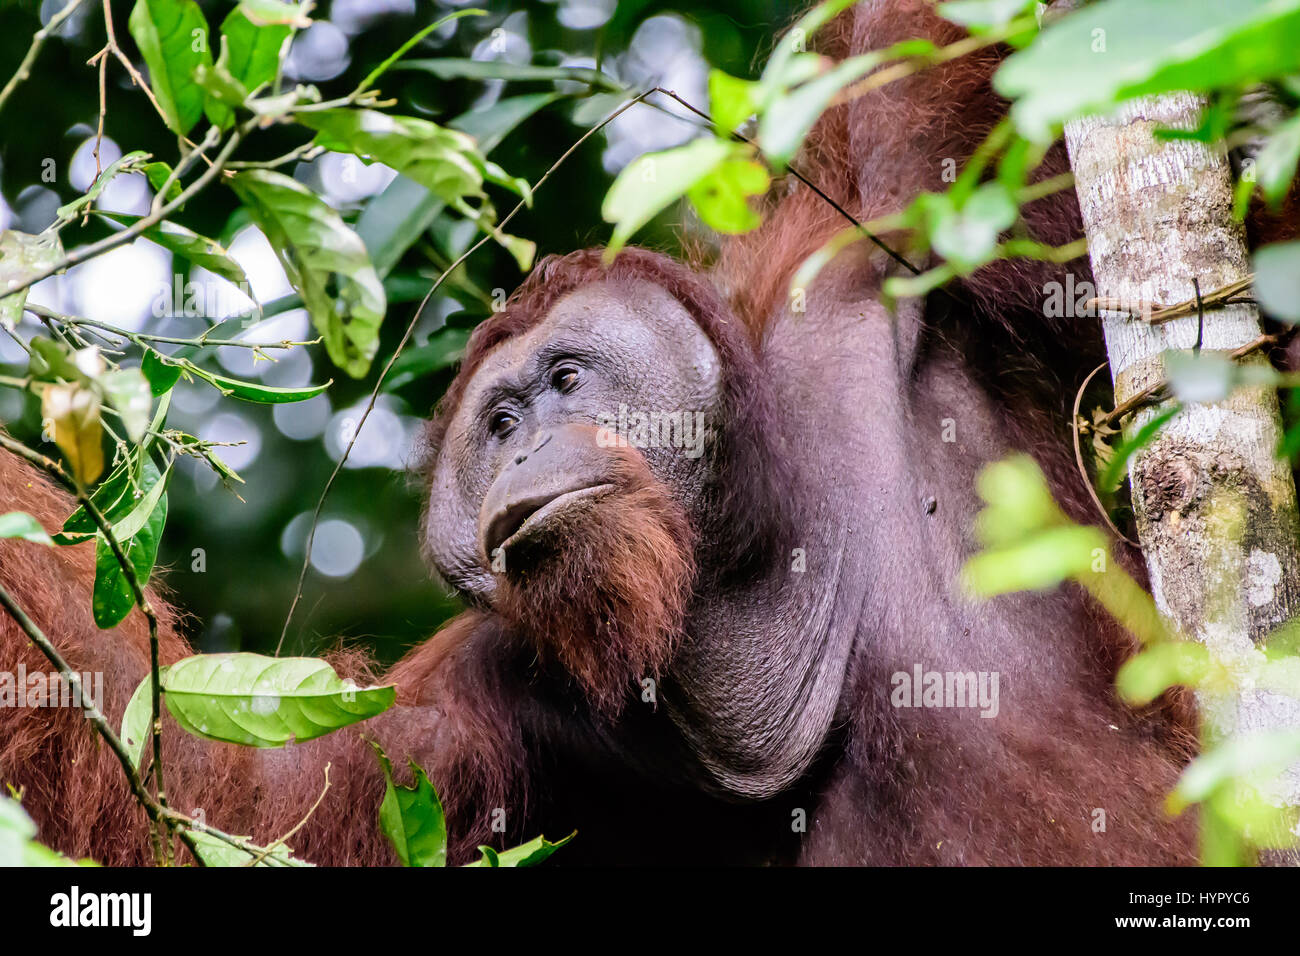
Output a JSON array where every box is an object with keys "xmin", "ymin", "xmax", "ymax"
[{"xmin": 0, "ymin": 0, "xmax": 793, "ymax": 664}]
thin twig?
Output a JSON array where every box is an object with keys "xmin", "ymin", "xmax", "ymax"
[
  {"xmin": 0, "ymin": 0, "xmax": 93, "ymax": 116},
  {"xmin": 0, "ymin": 127, "xmax": 248, "ymax": 304},
  {"xmin": 1070, "ymin": 360, "xmax": 1139, "ymax": 546}
]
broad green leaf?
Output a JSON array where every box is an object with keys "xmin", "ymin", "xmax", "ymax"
[
  {"xmin": 759, "ymin": 53, "xmax": 882, "ymax": 167},
  {"xmin": 230, "ymin": 169, "xmax": 386, "ymax": 377},
  {"xmin": 189, "ymin": 829, "xmax": 313, "ymax": 867},
  {"xmin": 96, "ymin": 212, "xmax": 248, "ymax": 286},
  {"xmin": 996, "ymin": 0, "xmax": 1300, "ymax": 141},
  {"xmin": 464, "ymin": 832, "xmax": 574, "ymax": 867},
  {"xmin": 297, "ymin": 109, "xmax": 524, "ymax": 207},
  {"xmin": 140, "ymin": 161, "xmax": 183, "ymax": 204},
  {"xmin": 128, "ymin": 0, "xmax": 214, "ymax": 135},
  {"xmin": 762, "ymin": 0, "xmax": 860, "ymax": 87},
  {"xmin": 220, "ymin": 0, "xmax": 298, "ymax": 91},
  {"xmin": 0, "ymin": 230, "xmax": 63, "ymax": 331},
  {"xmin": 927, "ymin": 182, "xmax": 1019, "ymax": 274},
  {"xmin": 393, "ymin": 58, "xmax": 622, "ymax": 91},
  {"xmin": 0, "ymin": 796, "xmax": 83, "ymax": 867},
  {"xmin": 938, "ymin": 0, "xmax": 1037, "ymax": 31},
  {"xmin": 91, "ymin": 471, "xmax": 167, "ymax": 629},
  {"xmin": 602, "ymin": 138, "xmax": 735, "ymax": 258},
  {"xmin": 97, "ymin": 369, "xmax": 153, "ymax": 444},
  {"xmin": 60, "ymin": 456, "xmax": 163, "ymax": 542},
  {"xmin": 1256, "ymin": 113, "xmax": 1300, "ymax": 207},
  {"xmin": 687, "ymin": 157, "xmax": 770, "ymax": 233},
  {"xmin": 142, "ymin": 348, "xmax": 183, "ymax": 396},
  {"xmin": 160, "ymin": 653, "xmax": 396, "ymax": 747},
  {"xmin": 55, "ymin": 150, "xmax": 150, "ymax": 223},
  {"xmin": 0, "ymin": 511, "xmax": 52, "ymax": 545},
  {"xmin": 356, "ymin": 94, "xmax": 560, "ymax": 279},
  {"xmin": 372, "ymin": 742, "xmax": 446, "ymax": 867},
  {"xmin": 1170, "ymin": 728, "xmax": 1300, "ymax": 812},
  {"xmin": 962, "ymin": 524, "xmax": 1107, "ymax": 597},
  {"xmin": 1116, "ymin": 641, "xmax": 1211, "ymax": 705},
  {"xmin": 971, "ymin": 454, "xmax": 1065, "ymax": 546},
  {"xmin": 121, "ymin": 669, "xmax": 162, "ymax": 771},
  {"xmin": 195, "ymin": 38, "xmax": 251, "ymax": 129},
  {"xmin": 382, "ymin": 328, "xmax": 470, "ymax": 392},
  {"xmin": 1255, "ymin": 241, "xmax": 1300, "ymax": 324},
  {"xmin": 41, "ymin": 383, "xmax": 104, "ymax": 486},
  {"xmin": 709, "ymin": 70, "xmax": 758, "ymax": 134}
]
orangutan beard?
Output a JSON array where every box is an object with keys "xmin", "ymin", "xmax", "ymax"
[{"xmin": 494, "ymin": 452, "xmax": 696, "ymax": 718}]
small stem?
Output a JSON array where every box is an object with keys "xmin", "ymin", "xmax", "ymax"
[{"xmin": 0, "ymin": 0, "xmax": 93, "ymax": 116}]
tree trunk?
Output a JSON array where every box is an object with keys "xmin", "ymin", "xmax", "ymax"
[{"xmin": 1064, "ymin": 90, "xmax": 1300, "ymax": 858}]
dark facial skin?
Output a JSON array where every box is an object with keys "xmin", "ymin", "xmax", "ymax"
[{"xmin": 425, "ymin": 280, "xmax": 722, "ymax": 603}]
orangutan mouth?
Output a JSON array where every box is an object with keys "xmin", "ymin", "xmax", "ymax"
[{"xmin": 484, "ymin": 482, "xmax": 617, "ymax": 556}]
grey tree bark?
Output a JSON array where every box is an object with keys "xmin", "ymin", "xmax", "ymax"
[{"xmin": 1064, "ymin": 90, "xmax": 1300, "ymax": 855}]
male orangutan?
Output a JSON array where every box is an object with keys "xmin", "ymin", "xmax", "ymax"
[{"xmin": 0, "ymin": 0, "xmax": 1203, "ymax": 865}]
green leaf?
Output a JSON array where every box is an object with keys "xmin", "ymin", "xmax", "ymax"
[
  {"xmin": 996, "ymin": 0, "xmax": 1300, "ymax": 141},
  {"xmin": 0, "ymin": 511, "xmax": 53, "ymax": 545},
  {"xmin": 220, "ymin": 0, "xmax": 298, "ymax": 91},
  {"xmin": 297, "ymin": 109, "xmax": 524, "ymax": 208},
  {"xmin": 382, "ymin": 328, "xmax": 470, "ymax": 392},
  {"xmin": 142, "ymin": 349, "xmax": 183, "ymax": 396},
  {"xmin": 927, "ymin": 182, "xmax": 1019, "ymax": 274},
  {"xmin": 1169, "ymin": 728, "xmax": 1300, "ymax": 812},
  {"xmin": 230, "ymin": 169, "xmax": 386, "ymax": 377},
  {"xmin": 189, "ymin": 830, "xmax": 313, "ymax": 867},
  {"xmin": 759, "ymin": 53, "xmax": 882, "ymax": 167},
  {"xmin": 160, "ymin": 653, "xmax": 396, "ymax": 747},
  {"xmin": 1098, "ymin": 404, "xmax": 1181, "ymax": 493},
  {"xmin": 120, "ymin": 668, "xmax": 166, "ymax": 771},
  {"xmin": 393, "ymin": 58, "xmax": 622, "ymax": 91},
  {"xmin": 177, "ymin": 355, "xmax": 332, "ymax": 404},
  {"xmin": 0, "ymin": 796, "xmax": 84, "ymax": 867},
  {"xmin": 60, "ymin": 456, "xmax": 163, "ymax": 542},
  {"xmin": 709, "ymin": 70, "xmax": 758, "ymax": 133},
  {"xmin": 1116, "ymin": 641, "xmax": 1210, "ymax": 705},
  {"xmin": 962, "ymin": 524, "xmax": 1107, "ymax": 597},
  {"xmin": 128, "ymin": 0, "xmax": 214, "ymax": 135},
  {"xmin": 1255, "ymin": 241, "xmax": 1300, "ymax": 324},
  {"xmin": 140, "ymin": 161, "xmax": 183, "ymax": 204},
  {"xmin": 0, "ymin": 230, "xmax": 63, "ymax": 331},
  {"xmin": 96, "ymin": 212, "xmax": 249, "ymax": 286},
  {"xmin": 371, "ymin": 742, "xmax": 447, "ymax": 867},
  {"xmin": 195, "ymin": 38, "xmax": 250, "ymax": 129},
  {"xmin": 687, "ymin": 157, "xmax": 770, "ymax": 233},
  {"xmin": 96, "ymin": 368, "xmax": 153, "ymax": 444},
  {"xmin": 1256, "ymin": 113, "xmax": 1300, "ymax": 207},
  {"xmin": 91, "ymin": 469, "xmax": 167, "ymax": 629},
  {"xmin": 602, "ymin": 138, "xmax": 736, "ymax": 258},
  {"xmin": 464, "ymin": 832, "xmax": 574, "ymax": 867},
  {"xmin": 938, "ymin": 0, "xmax": 1037, "ymax": 32}
]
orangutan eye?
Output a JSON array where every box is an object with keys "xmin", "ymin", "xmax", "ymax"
[
  {"xmin": 488, "ymin": 409, "xmax": 518, "ymax": 438},
  {"xmin": 550, "ymin": 365, "xmax": 580, "ymax": 393}
]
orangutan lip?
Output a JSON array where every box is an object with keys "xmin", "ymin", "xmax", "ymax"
[{"xmin": 488, "ymin": 483, "xmax": 616, "ymax": 555}]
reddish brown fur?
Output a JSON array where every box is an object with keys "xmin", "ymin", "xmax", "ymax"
[
  {"xmin": 496, "ymin": 442, "xmax": 695, "ymax": 717},
  {"xmin": 0, "ymin": 0, "xmax": 1238, "ymax": 866}
]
